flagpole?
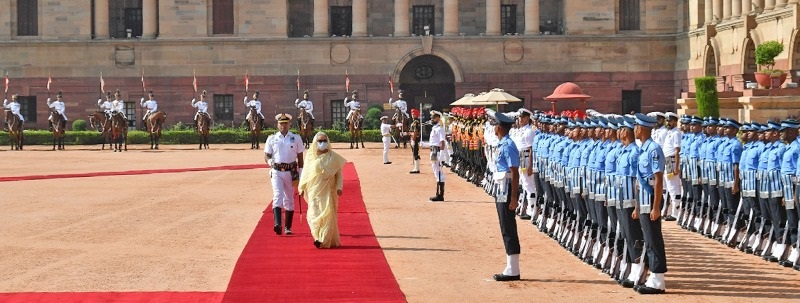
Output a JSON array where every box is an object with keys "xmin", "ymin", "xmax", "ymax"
[
  {"xmin": 193, "ymin": 69, "xmax": 197, "ymax": 99},
  {"xmin": 4, "ymin": 72, "xmax": 8, "ymax": 99},
  {"xmin": 296, "ymin": 68, "xmax": 300, "ymax": 100},
  {"xmin": 245, "ymin": 70, "xmax": 249, "ymax": 96},
  {"xmin": 47, "ymin": 70, "xmax": 51, "ymax": 99}
]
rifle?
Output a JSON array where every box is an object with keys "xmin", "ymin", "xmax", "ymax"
[
  {"xmin": 724, "ymin": 198, "xmax": 745, "ymax": 246},
  {"xmin": 625, "ymin": 241, "xmax": 649, "ymax": 287},
  {"xmin": 738, "ymin": 208, "xmax": 757, "ymax": 252},
  {"xmin": 770, "ymin": 218, "xmax": 791, "ymax": 262},
  {"xmin": 710, "ymin": 194, "xmax": 725, "ymax": 239}
]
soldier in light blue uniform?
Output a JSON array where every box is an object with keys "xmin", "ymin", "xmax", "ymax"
[
  {"xmin": 678, "ymin": 115, "xmax": 693, "ymax": 219},
  {"xmin": 720, "ymin": 119, "xmax": 743, "ymax": 236},
  {"xmin": 778, "ymin": 120, "xmax": 800, "ymax": 266},
  {"xmin": 702, "ymin": 118, "xmax": 722, "ymax": 236},
  {"xmin": 603, "ymin": 117, "xmax": 624, "ymax": 272},
  {"xmin": 756, "ymin": 121, "xmax": 779, "ymax": 255},
  {"xmin": 687, "ymin": 116, "xmax": 706, "ymax": 231},
  {"xmin": 591, "ymin": 117, "xmax": 613, "ymax": 249},
  {"xmin": 488, "ymin": 111, "xmax": 522, "ymax": 282},
  {"xmin": 632, "ymin": 113, "xmax": 668, "ymax": 295},
  {"xmin": 615, "ymin": 116, "xmax": 645, "ymax": 288},
  {"xmin": 765, "ymin": 120, "xmax": 787, "ymax": 262},
  {"xmin": 581, "ymin": 119, "xmax": 601, "ymax": 229},
  {"xmin": 739, "ymin": 123, "xmax": 761, "ymax": 251}
]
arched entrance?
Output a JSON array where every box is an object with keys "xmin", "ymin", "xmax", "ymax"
[
  {"xmin": 399, "ymin": 55, "xmax": 456, "ymax": 112},
  {"xmin": 742, "ymin": 38, "xmax": 757, "ymax": 84},
  {"xmin": 705, "ymin": 45, "xmax": 718, "ymax": 76}
]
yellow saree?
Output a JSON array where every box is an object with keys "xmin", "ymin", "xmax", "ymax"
[{"xmin": 298, "ymin": 143, "xmax": 347, "ymax": 248}]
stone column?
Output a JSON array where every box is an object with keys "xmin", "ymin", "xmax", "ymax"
[
  {"xmin": 732, "ymin": 0, "xmax": 742, "ymax": 18},
  {"xmin": 142, "ymin": 0, "xmax": 157, "ymax": 38},
  {"xmin": 94, "ymin": 0, "xmax": 109, "ymax": 39},
  {"xmin": 443, "ymin": 0, "xmax": 458, "ymax": 35},
  {"xmin": 313, "ymin": 0, "xmax": 329, "ymax": 37},
  {"xmin": 486, "ymin": 0, "xmax": 501, "ymax": 35},
  {"xmin": 723, "ymin": 0, "xmax": 732, "ymax": 19},
  {"xmin": 352, "ymin": 0, "xmax": 367, "ymax": 36},
  {"xmin": 765, "ymin": 0, "xmax": 776, "ymax": 10},
  {"xmin": 789, "ymin": 0, "xmax": 799, "ymax": 4},
  {"xmin": 705, "ymin": 0, "xmax": 713, "ymax": 24},
  {"xmin": 777, "ymin": 0, "xmax": 788, "ymax": 7},
  {"xmin": 713, "ymin": 0, "xmax": 723, "ymax": 22},
  {"xmin": 742, "ymin": 0, "xmax": 751, "ymax": 15},
  {"xmin": 524, "ymin": 0, "xmax": 540, "ymax": 35},
  {"xmin": 394, "ymin": 0, "xmax": 409, "ymax": 36}
]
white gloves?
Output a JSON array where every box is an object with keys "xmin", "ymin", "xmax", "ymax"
[
  {"xmin": 141, "ymin": 98, "xmax": 145, "ymax": 102},
  {"xmin": 47, "ymin": 98, "xmax": 51, "ymax": 102},
  {"xmin": 97, "ymin": 98, "xmax": 102, "ymax": 103},
  {"xmin": 244, "ymin": 96, "xmax": 249, "ymax": 103},
  {"xmin": 268, "ymin": 158, "xmax": 275, "ymax": 167},
  {"xmin": 191, "ymin": 98, "xmax": 196, "ymax": 103}
]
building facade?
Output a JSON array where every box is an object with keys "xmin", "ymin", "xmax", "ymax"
[{"xmin": 2, "ymin": 0, "xmax": 686, "ymax": 129}]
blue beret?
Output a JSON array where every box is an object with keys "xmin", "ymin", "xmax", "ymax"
[
  {"xmin": 606, "ymin": 117, "xmax": 619, "ymax": 130},
  {"xmin": 567, "ymin": 121, "xmax": 577, "ymax": 129},
  {"xmin": 689, "ymin": 116, "xmax": 703, "ymax": 125},
  {"xmin": 768, "ymin": 120, "xmax": 781, "ymax": 131},
  {"xmin": 492, "ymin": 111, "xmax": 515, "ymax": 125},
  {"xmin": 634, "ymin": 113, "xmax": 657, "ymax": 128},
  {"xmin": 740, "ymin": 124, "xmax": 750, "ymax": 131},
  {"xmin": 597, "ymin": 116, "xmax": 609, "ymax": 129},
  {"xmin": 781, "ymin": 119, "xmax": 800, "ymax": 130},
  {"xmin": 726, "ymin": 119, "xmax": 741, "ymax": 129}
]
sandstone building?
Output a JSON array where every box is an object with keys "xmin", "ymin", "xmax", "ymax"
[{"xmin": 1, "ymin": 1, "xmax": 797, "ymax": 129}]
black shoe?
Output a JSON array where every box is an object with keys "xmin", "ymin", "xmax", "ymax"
[
  {"xmin": 314, "ymin": 240, "xmax": 321, "ymax": 248},
  {"xmin": 384, "ymin": 162, "xmax": 392, "ymax": 164},
  {"xmin": 637, "ymin": 286, "xmax": 666, "ymax": 295},
  {"xmin": 273, "ymin": 225, "xmax": 282, "ymax": 235},
  {"xmin": 793, "ymin": 264, "xmax": 800, "ymax": 271},
  {"xmin": 779, "ymin": 260, "xmax": 793, "ymax": 267},
  {"xmin": 520, "ymin": 214, "xmax": 532, "ymax": 220},
  {"xmin": 284, "ymin": 227, "xmax": 293, "ymax": 235},
  {"xmin": 492, "ymin": 274, "xmax": 520, "ymax": 282},
  {"xmin": 621, "ymin": 280, "xmax": 635, "ymax": 288},
  {"xmin": 664, "ymin": 216, "xmax": 677, "ymax": 222},
  {"xmin": 409, "ymin": 170, "xmax": 420, "ymax": 174},
  {"xmin": 429, "ymin": 195, "xmax": 444, "ymax": 202},
  {"xmin": 768, "ymin": 256, "xmax": 779, "ymax": 263}
]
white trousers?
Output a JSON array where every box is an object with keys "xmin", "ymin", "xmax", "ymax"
[
  {"xmin": 431, "ymin": 151, "xmax": 445, "ymax": 182},
  {"xmin": 382, "ymin": 136, "xmax": 391, "ymax": 163},
  {"xmin": 271, "ymin": 170, "xmax": 295, "ymax": 211},
  {"xmin": 665, "ymin": 174, "xmax": 681, "ymax": 199},
  {"xmin": 519, "ymin": 168, "xmax": 535, "ymax": 194}
]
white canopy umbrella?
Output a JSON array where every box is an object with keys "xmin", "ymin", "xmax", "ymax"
[
  {"xmin": 450, "ymin": 93, "xmax": 477, "ymax": 106},
  {"xmin": 469, "ymin": 88, "xmax": 521, "ymax": 105}
]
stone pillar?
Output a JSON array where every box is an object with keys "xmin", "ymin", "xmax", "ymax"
[
  {"xmin": 394, "ymin": 0, "xmax": 409, "ymax": 36},
  {"xmin": 777, "ymin": 0, "xmax": 789, "ymax": 8},
  {"xmin": 765, "ymin": 0, "xmax": 776, "ymax": 10},
  {"xmin": 723, "ymin": 0, "xmax": 732, "ymax": 19},
  {"xmin": 789, "ymin": 0, "xmax": 799, "ymax": 4},
  {"xmin": 732, "ymin": 0, "xmax": 742, "ymax": 18},
  {"xmin": 713, "ymin": 0, "xmax": 723, "ymax": 22},
  {"xmin": 524, "ymin": 0, "xmax": 540, "ymax": 35},
  {"xmin": 486, "ymin": 0, "xmax": 501, "ymax": 35},
  {"xmin": 352, "ymin": 0, "xmax": 367, "ymax": 36},
  {"xmin": 742, "ymin": 0, "xmax": 751, "ymax": 15},
  {"xmin": 705, "ymin": 0, "xmax": 713, "ymax": 24},
  {"xmin": 443, "ymin": 0, "xmax": 458, "ymax": 35},
  {"xmin": 142, "ymin": 0, "xmax": 157, "ymax": 38},
  {"xmin": 313, "ymin": 0, "xmax": 329, "ymax": 37},
  {"xmin": 94, "ymin": 0, "xmax": 109, "ymax": 39}
]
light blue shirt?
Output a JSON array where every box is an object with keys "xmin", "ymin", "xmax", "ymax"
[{"xmin": 496, "ymin": 134, "xmax": 520, "ymax": 173}]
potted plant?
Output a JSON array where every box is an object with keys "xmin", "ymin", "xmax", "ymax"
[{"xmin": 754, "ymin": 40, "xmax": 786, "ymax": 88}]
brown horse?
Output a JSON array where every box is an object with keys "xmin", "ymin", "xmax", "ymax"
[
  {"xmin": 348, "ymin": 108, "xmax": 364, "ymax": 149},
  {"xmin": 392, "ymin": 109, "xmax": 410, "ymax": 148},
  {"xmin": 145, "ymin": 111, "xmax": 167, "ymax": 150},
  {"xmin": 4, "ymin": 110, "xmax": 23, "ymax": 150},
  {"xmin": 247, "ymin": 106, "xmax": 262, "ymax": 149},
  {"xmin": 88, "ymin": 111, "xmax": 112, "ymax": 150},
  {"xmin": 197, "ymin": 112, "xmax": 211, "ymax": 150},
  {"xmin": 298, "ymin": 109, "xmax": 314, "ymax": 149},
  {"xmin": 110, "ymin": 112, "xmax": 128, "ymax": 152},
  {"xmin": 49, "ymin": 110, "xmax": 65, "ymax": 150}
]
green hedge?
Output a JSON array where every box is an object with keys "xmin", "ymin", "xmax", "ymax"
[
  {"xmin": 695, "ymin": 76, "xmax": 719, "ymax": 118},
  {"xmin": 0, "ymin": 129, "xmax": 384, "ymax": 145}
]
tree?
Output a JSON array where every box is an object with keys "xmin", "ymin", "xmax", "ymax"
[
  {"xmin": 364, "ymin": 105, "xmax": 385, "ymax": 129},
  {"xmin": 695, "ymin": 76, "xmax": 719, "ymax": 118}
]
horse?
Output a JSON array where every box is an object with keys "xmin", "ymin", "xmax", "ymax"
[
  {"xmin": 391, "ymin": 108, "xmax": 410, "ymax": 148},
  {"xmin": 247, "ymin": 106, "xmax": 262, "ymax": 150},
  {"xmin": 49, "ymin": 110, "xmax": 66, "ymax": 150},
  {"xmin": 88, "ymin": 111, "xmax": 112, "ymax": 150},
  {"xmin": 348, "ymin": 108, "xmax": 365, "ymax": 149},
  {"xmin": 110, "ymin": 112, "xmax": 128, "ymax": 152},
  {"xmin": 145, "ymin": 111, "xmax": 167, "ymax": 150},
  {"xmin": 298, "ymin": 108, "xmax": 314, "ymax": 149},
  {"xmin": 4, "ymin": 110, "xmax": 23, "ymax": 150},
  {"xmin": 197, "ymin": 112, "xmax": 211, "ymax": 150}
]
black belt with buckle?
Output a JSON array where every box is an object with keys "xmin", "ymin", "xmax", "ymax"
[{"xmin": 273, "ymin": 162, "xmax": 298, "ymax": 171}]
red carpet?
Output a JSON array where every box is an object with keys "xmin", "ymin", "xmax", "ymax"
[
  {"xmin": 0, "ymin": 164, "xmax": 267, "ymax": 182},
  {"xmin": 221, "ymin": 163, "xmax": 406, "ymax": 303},
  {"xmin": 0, "ymin": 291, "xmax": 223, "ymax": 303}
]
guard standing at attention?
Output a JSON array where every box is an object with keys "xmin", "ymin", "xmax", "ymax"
[{"xmin": 264, "ymin": 113, "xmax": 305, "ymax": 235}]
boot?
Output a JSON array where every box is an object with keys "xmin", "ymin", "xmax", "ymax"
[
  {"xmin": 430, "ymin": 182, "xmax": 444, "ymax": 202},
  {"xmin": 284, "ymin": 210, "xmax": 294, "ymax": 235},
  {"xmin": 409, "ymin": 160, "xmax": 420, "ymax": 174},
  {"xmin": 273, "ymin": 207, "xmax": 282, "ymax": 235}
]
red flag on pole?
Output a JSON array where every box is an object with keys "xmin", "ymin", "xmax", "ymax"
[
  {"xmin": 244, "ymin": 72, "xmax": 249, "ymax": 92},
  {"xmin": 345, "ymin": 69, "xmax": 350, "ymax": 93},
  {"xmin": 47, "ymin": 74, "xmax": 52, "ymax": 92},
  {"xmin": 5, "ymin": 72, "xmax": 9, "ymax": 93},
  {"xmin": 193, "ymin": 72, "xmax": 198, "ymax": 93},
  {"xmin": 389, "ymin": 75, "xmax": 394, "ymax": 95},
  {"xmin": 100, "ymin": 73, "xmax": 105, "ymax": 93}
]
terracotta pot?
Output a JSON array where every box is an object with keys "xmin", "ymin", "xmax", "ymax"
[{"xmin": 754, "ymin": 72, "xmax": 787, "ymax": 89}]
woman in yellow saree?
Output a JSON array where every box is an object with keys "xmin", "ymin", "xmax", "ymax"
[{"xmin": 299, "ymin": 132, "xmax": 347, "ymax": 248}]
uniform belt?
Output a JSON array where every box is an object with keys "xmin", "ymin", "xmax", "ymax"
[
  {"xmin": 383, "ymin": 134, "xmax": 392, "ymax": 137},
  {"xmin": 273, "ymin": 162, "xmax": 298, "ymax": 171}
]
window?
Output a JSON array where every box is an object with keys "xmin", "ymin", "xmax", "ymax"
[
  {"xmin": 330, "ymin": 6, "xmax": 352, "ymax": 36},
  {"xmin": 125, "ymin": 101, "xmax": 136, "ymax": 128},
  {"xmin": 110, "ymin": 0, "xmax": 142, "ymax": 39},
  {"xmin": 330, "ymin": 99, "xmax": 346, "ymax": 128},
  {"xmin": 213, "ymin": 0, "xmax": 234, "ymax": 35},
  {"xmin": 620, "ymin": 0, "xmax": 640, "ymax": 31},
  {"xmin": 412, "ymin": 5, "xmax": 434, "ymax": 36},
  {"xmin": 17, "ymin": 96, "xmax": 36, "ymax": 123},
  {"xmin": 17, "ymin": 0, "xmax": 38, "ymax": 36},
  {"xmin": 621, "ymin": 90, "xmax": 641, "ymax": 114},
  {"xmin": 214, "ymin": 94, "xmax": 234, "ymax": 121},
  {"xmin": 501, "ymin": 5, "xmax": 517, "ymax": 35}
]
